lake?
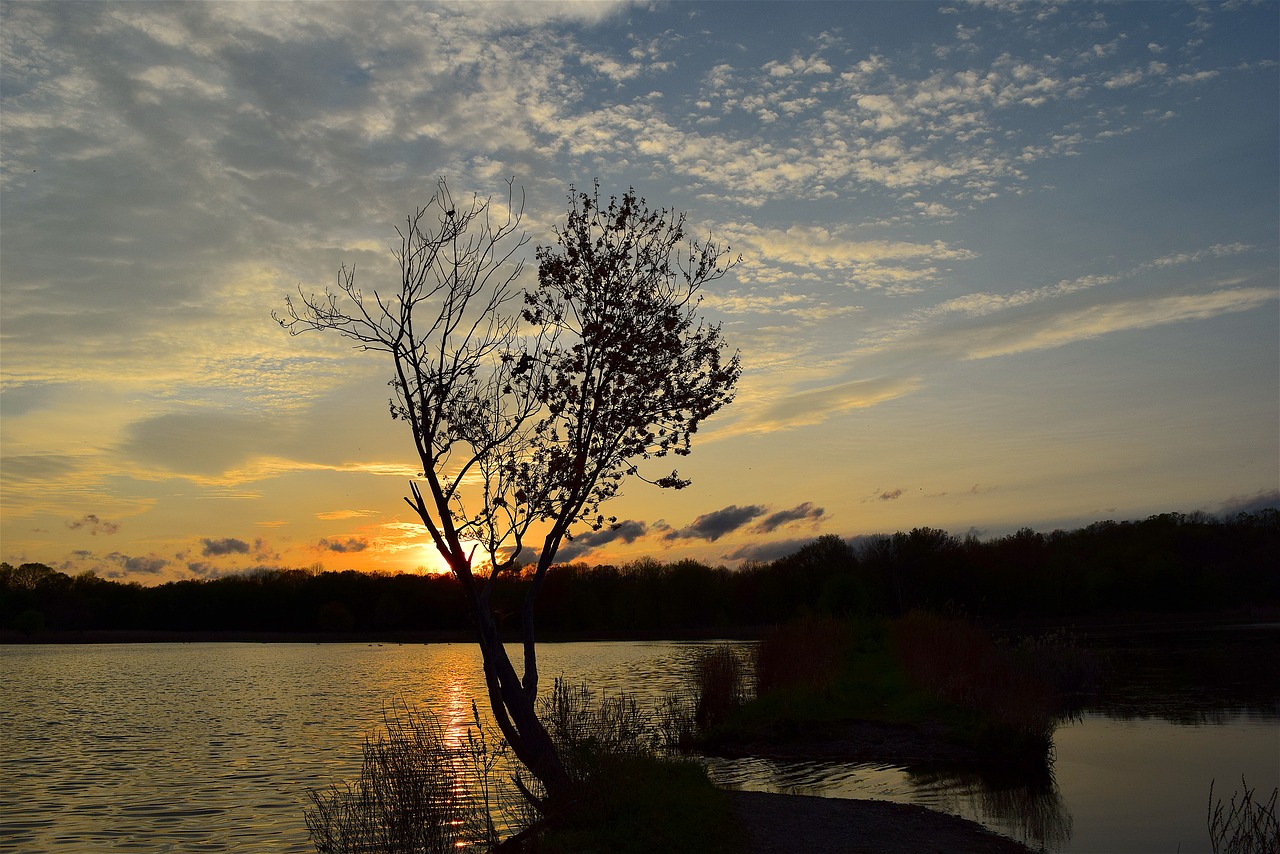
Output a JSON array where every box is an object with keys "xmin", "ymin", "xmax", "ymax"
[{"xmin": 2, "ymin": 626, "xmax": 1276, "ymax": 853}]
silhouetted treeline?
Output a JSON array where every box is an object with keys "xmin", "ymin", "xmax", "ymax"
[{"xmin": 2, "ymin": 510, "xmax": 1277, "ymax": 637}]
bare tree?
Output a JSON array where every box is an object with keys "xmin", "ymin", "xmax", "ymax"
[{"xmin": 276, "ymin": 178, "xmax": 739, "ymax": 814}]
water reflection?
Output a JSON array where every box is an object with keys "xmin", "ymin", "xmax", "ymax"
[
  {"xmin": 702, "ymin": 753, "xmax": 1072, "ymax": 851},
  {"xmin": 1086, "ymin": 623, "xmax": 1280, "ymax": 723},
  {"xmin": 908, "ymin": 762, "xmax": 1072, "ymax": 851},
  {"xmin": 3, "ymin": 630, "xmax": 1276, "ymax": 853},
  {"xmin": 701, "ymin": 624, "xmax": 1279, "ymax": 853}
]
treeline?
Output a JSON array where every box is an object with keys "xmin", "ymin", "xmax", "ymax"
[{"xmin": 2, "ymin": 510, "xmax": 1277, "ymax": 637}]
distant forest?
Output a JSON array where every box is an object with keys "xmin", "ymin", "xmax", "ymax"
[{"xmin": 3, "ymin": 510, "xmax": 1277, "ymax": 637}]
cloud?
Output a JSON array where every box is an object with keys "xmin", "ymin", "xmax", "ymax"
[
  {"xmin": 860, "ymin": 243, "xmax": 1270, "ymax": 363},
  {"xmin": 107, "ymin": 553, "xmax": 169, "ymax": 574},
  {"xmin": 201, "ymin": 537, "xmax": 251, "ymax": 557},
  {"xmin": 1, "ymin": 454, "xmax": 84, "ymax": 485},
  {"xmin": 120, "ymin": 412, "xmax": 289, "ymax": 478},
  {"xmin": 1218, "ymin": 489, "xmax": 1280, "ymax": 518},
  {"xmin": 555, "ymin": 520, "xmax": 649, "ymax": 562},
  {"xmin": 66, "ymin": 514, "xmax": 120, "ymax": 535},
  {"xmin": 316, "ymin": 509, "xmax": 381, "ymax": 521},
  {"xmin": 721, "ymin": 222, "xmax": 975, "ymax": 288},
  {"xmin": 960, "ymin": 288, "xmax": 1277, "ymax": 360},
  {"xmin": 878, "ymin": 489, "xmax": 905, "ymax": 501},
  {"xmin": 721, "ymin": 538, "xmax": 814, "ymax": 563},
  {"xmin": 318, "ymin": 536, "xmax": 369, "ymax": 553},
  {"xmin": 726, "ymin": 376, "xmax": 923, "ymax": 436},
  {"xmin": 753, "ymin": 502, "xmax": 825, "ymax": 533},
  {"xmin": 664, "ymin": 505, "xmax": 766, "ymax": 542}
]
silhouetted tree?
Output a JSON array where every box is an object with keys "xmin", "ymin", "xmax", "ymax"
[{"xmin": 275, "ymin": 179, "xmax": 739, "ymax": 810}]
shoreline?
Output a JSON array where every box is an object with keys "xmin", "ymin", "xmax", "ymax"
[
  {"xmin": 0, "ymin": 626, "xmax": 767, "ymax": 645},
  {"xmin": 726, "ymin": 790, "xmax": 1034, "ymax": 853},
  {"xmin": 3, "ymin": 609, "xmax": 1273, "ymax": 645}
]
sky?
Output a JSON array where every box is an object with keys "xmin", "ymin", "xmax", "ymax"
[{"xmin": 2, "ymin": 0, "xmax": 1277, "ymax": 584}]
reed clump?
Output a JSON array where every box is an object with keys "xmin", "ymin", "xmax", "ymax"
[
  {"xmin": 539, "ymin": 678, "xmax": 658, "ymax": 780},
  {"xmin": 650, "ymin": 644, "xmax": 752, "ymax": 748},
  {"xmin": 890, "ymin": 610, "xmax": 1059, "ymax": 756},
  {"xmin": 691, "ymin": 644, "xmax": 752, "ymax": 732},
  {"xmin": 305, "ymin": 702, "xmax": 469, "ymax": 854},
  {"xmin": 755, "ymin": 617, "xmax": 848, "ymax": 696},
  {"xmin": 1007, "ymin": 626, "xmax": 1106, "ymax": 709},
  {"xmin": 307, "ymin": 684, "xmax": 739, "ymax": 853},
  {"xmin": 1209, "ymin": 777, "xmax": 1280, "ymax": 854}
]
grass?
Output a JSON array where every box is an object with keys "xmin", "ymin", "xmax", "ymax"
[
  {"xmin": 527, "ymin": 678, "xmax": 743, "ymax": 853},
  {"xmin": 532, "ymin": 753, "xmax": 742, "ymax": 854},
  {"xmin": 307, "ymin": 683, "xmax": 743, "ymax": 853}
]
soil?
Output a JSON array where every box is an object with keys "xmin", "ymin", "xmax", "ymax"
[
  {"xmin": 727, "ymin": 790, "xmax": 1034, "ymax": 854},
  {"xmin": 713, "ymin": 720, "xmax": 1036, "ymax": 853}
]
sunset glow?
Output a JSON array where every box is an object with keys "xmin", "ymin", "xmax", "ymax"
[{"xmin": 1, "ymin": 1, "xmax": 1276, "ymax": 584}]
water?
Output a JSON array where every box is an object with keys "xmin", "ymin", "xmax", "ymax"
[
  {"xmin": 2, "ymin": 630, "xmax": 1277, "ymax": 853},
  {"xmin": 701, "ymin": 622, "xmax": 1280, "ymax": 853},
  {"xmin": 0, "ymin": 641, "xmax": 716, "ymax": 853}
]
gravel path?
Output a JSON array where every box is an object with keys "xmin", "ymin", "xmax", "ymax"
[{"xmin": 727, "ymin": 791, "xmax": 1034, "ymax": 854}]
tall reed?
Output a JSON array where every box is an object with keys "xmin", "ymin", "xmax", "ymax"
[
  {"xmin": 539, "ymin": 678, "xmax": 657, "ymax": 780},
  {"xmin": 304, "ymin": 701, "xmax": 468, "ymax": 854},
  {"xmin": 692, "ymin": 644, "xmax": 751, "ymax": 731},
  {"xmin": 1208, "ymin": 777, "xmax": 1280, "ymax": 854},
  {"xmin": 890, "ymin": 610, "xmax": 1059, "ymax": 754},
  {"xmin": 755, "ymin": 617, "xmax": 848, "ymax": 696}
]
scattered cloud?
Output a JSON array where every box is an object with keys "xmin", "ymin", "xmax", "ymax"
[
  {"xmin": 556, "ymin": 519, "xmax": 649, "ymax": 562},
  {"xmin": 66, "ymin": 514, "xmax": 120, "ymax": 535},
  {"xmin": 753, "ymin": 502, "xmax": 825, "ymax": 533},
  {"xmin": 318, "ymin": 537, "xmax": 369, "ymax": 553},
  {"xmin": 721, "ymin": 538, "xmax": 815, "ymax": 563},
  {"xmin": 664, "ymin": 505, "xmax": 767, "ymax": 542},
  {"xmin": 201, "ymin": 537, "xmax": 251, "ymax": 557}
]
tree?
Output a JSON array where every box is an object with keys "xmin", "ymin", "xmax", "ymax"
[{"xmin": 276, "ymin": 179, "xmax": 739, "ymax": 811}]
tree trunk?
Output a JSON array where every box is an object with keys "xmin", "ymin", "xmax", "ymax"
[{"xmin": 464, "ymin": 578, "xmax": 572, "ymax": 807}]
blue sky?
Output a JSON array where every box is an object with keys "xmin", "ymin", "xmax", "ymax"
[{"xmin": 2, "ymin": 0, "xmax": 1277, "ymax": 582}]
